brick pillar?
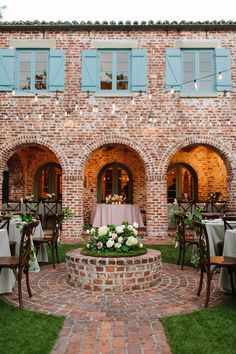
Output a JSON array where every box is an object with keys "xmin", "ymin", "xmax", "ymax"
[
  {"xmin": 146, "ymin": 174, "xmax": 168, "ymax": 241},
  {"xmin": 62, "ymin": 172, "xmax": 84, "ymax": 242}
]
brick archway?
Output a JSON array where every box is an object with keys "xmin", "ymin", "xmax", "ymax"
[
  {"xmin": 0, "ymin": 135, "xmax": 69, "ymax": 172},
  {"xmin": 78, "ymin": 134, "xmax": 155, "ymax": 176}
]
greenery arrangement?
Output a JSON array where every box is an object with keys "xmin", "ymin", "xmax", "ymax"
[{"xmin": 82, "ymin": 221, "xmax": 146, "ymax": 257}]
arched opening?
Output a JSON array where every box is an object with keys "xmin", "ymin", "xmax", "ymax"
[
  {"xmin": 167, "ymin": 144, "xmax": 228, "ymax": 203},
  {"xmin": 97, "ymin": 162, "xmax": 133, "ymax": 203},
  {"xmin": 83, "ymin": 143, "xmax": 146, "ymax": 224},
  {"xmin": 34, "ymin": 162, "xmax": 62, "ymax": 201},
  {"xmin": 2, "ymin": 143, "xmax": 62, "ymax": 203},
  {"xmin": 167, "ymin": 163, "xmax": 198, "ymax": 203}
]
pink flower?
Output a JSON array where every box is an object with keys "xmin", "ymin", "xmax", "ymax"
[{"xmin": 96, "ymin": 242, "xmax": 103, "ymax": 249}]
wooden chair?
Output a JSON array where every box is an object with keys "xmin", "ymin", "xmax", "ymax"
[
  {"xmin": 192, "ymin": 221, "xmax": 236, "ymax": 307},
  {"xmin": 0, "ymin": 220, "xmax": 39, "ymax": 308},
  {"xmin": 201, "ymin": 212, "xmax": 223, "ymax": 220},
  {"xmin": 43, "ymin": 202, "xmax": 60, "ymax": 229},
  {"xmin": 34, "ymin": 214, "xmax": 63, "ymax": 268},
  {"xmin": 174, "ymin": 213, "xmax": 198, "ymax": 270},
  {"xmin": 222, "ymin": 216, "xmax": 236, "ymax": 231},
  {"xmin": 25, "ymin": 201, "xmax": 40, "ymax": 214},
  {"xmin": 0, "ymin": 216, "xmax": 16, "ymax": 256},
  {"xmin": 5, "ymin": 201, "xmax": 21, "ymax": 211}
]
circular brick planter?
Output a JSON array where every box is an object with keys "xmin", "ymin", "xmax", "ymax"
[{"xmin": 65, "ymin": 249, "xmax": 162, "ymax": 292}]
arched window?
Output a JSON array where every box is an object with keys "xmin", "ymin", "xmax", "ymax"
[
  {"xmin": 97, "ymin": 162, "xmax": 133, "ymax": 203},
  {"xmin": 167, "ymin": 163, "xmax": 198, "ymax": 203},
  {"xmin": 34, "ymin": 163, "xmax": 62, "ymax": 201}
]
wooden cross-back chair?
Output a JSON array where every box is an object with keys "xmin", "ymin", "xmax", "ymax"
[
  {"xmin": 192, "ymin": 221, "xmax": 236, "ymax": 307},
  {"xmin": 43, "ymin": 202, "xmax": 60, "ymax": 229},
  {"xmin": 0, "ymin": 220, "xmax": 39, "ymax": 308},
  {"xmin": 5, "ymin": 201, "xmax": 21, "ymax": 211},
  {"xmin": 0, "ymin": 216, "xmax": 16, "ymax": 256}
]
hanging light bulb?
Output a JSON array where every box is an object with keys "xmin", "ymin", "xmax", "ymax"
[
  {"xmin": 25, "ymin": 114, "xmax": 29, "ymax": 119},
  {"xmin": 12, "ymin": 88, "xmax": 15, "ymax": 96},
  {"xmin": 112, "ymin": 102, "xmax": 116, "ymax": 111},
  {"xmin": 125, "ymin": 112, "xmax": 128, "ymax": 119},
  {"xmin": 148, "ymin": 117, "xmax": 153, "ymax": 122},
  {"xmin": 16, "ymin": 114, "xmax": 19, "ymax": 121},
  {"xmin": 52, "ymin": 112, "xmax": 55, "ymax": 118},
  {"xmin": 218, "ymin": 72, "xmax": 223, "ymax": 80},
  {"xmin": 148, "ymin": 93, "xmax": 152, "ymax": 100},
  {"xmin": 79, "ymin": 109, "xmax": 83, "ymax": 116},
  {"xmin": 194, "ymin": 80, "xmax": 198, "ymax": 90},
  {"xmin": 75, "ymin": 102, "xmax": 78, "ymax": 111},
  {"xmin": 153, "ymin": 118, "xmax": 157, "ymax": 123},
  {"xmin": 209, "ymin": 120, "xmax": 212, "ymax": 126},
  {"xmin": 167, "ymin": 118, "xmax": 170, "ymax": 124},
  {"xmin": 178, "ymin": 119, "xmax": 181, "ymax": 126},
  {"xmin": 39, "ymin": 113, "xmax": 42, "ymax": 119},
  {"xmin": 131, "ymin": 97, "xmax": 135, "ymax": 106},
  {"xmin": 228, "ymin": 119, "xmax": 231, "ymax": 126},
  {"xmin": 34, "ymin": 93, "xmax": 38, "ymax": 102},
  {"xmin": 170, "ymin": 87, "xmax": 175, "ymax": 95},
  {"xmin": 55, "ymin": 97, "xmax": 59, "ymax": 105},
  {"xmin": 199, "ymin": 119, "xmax": 202, "ymax": 126},
  {"xmin": 139, "ymin": 115, "xmax": 143, "ymax": 122}
]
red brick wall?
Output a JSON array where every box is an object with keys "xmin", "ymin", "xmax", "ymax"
[{"xmin": 0, "ymin": 26, "xmax": 235, "ymax": 241}]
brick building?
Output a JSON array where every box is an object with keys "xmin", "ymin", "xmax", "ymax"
[{"xmin": 0, "ymin": 20, "xmax": 235, "ymax": 242}]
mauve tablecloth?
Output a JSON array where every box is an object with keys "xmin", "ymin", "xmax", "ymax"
[{"xmin": 91, "ymin": 204, "xmax": 144, "ymax": 227}]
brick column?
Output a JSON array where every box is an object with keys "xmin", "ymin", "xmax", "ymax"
[
  {"xmin": 62, "ymin": 171, "xmax": 84, "ymax": 242},
  {"xmin": 146, "ymin": 174, "xmax": 168, "ymax": 241}
]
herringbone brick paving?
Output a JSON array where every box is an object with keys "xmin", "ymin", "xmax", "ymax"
[{"xmin": 1, "ymin": 263, "xmax": 223, "ymax": 354}]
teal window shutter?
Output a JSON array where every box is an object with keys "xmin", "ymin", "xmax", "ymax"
[
  {"xmin": 215, "ymin": 48, "xmax": 232, "ymax": 92},
  {"xmin": 131, "ymin": 49, "xmax": 147, "ymax": 92},
  {"xmin": 0, "ymin": 49, "xmax": 15, "ymax": 91},
  {"xmin": 48, "ymin": 50, "xmax": 65, "ymax": 92},
  {"xmin": 166, "ymin": 48, "xmax": 181, "ymax": 91},
  {"xmin": 82, "ymin": 50, "xmax": 97, "ymax": 92}
]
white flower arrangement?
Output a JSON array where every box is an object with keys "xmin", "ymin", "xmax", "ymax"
[
  {"xmin": 84, "ymin": 221, "xmax": 142, "ymax": 254},
  {"xmin": 105, "ymin": 193, "xmax": 126, "ymax": 204}
]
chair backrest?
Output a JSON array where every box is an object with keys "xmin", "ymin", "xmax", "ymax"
[
  {"xmin": 201, "ymin": 212, "xmax": 223, "ymax": 220},
  {"xmin": 222, "ymin": 216, "xmax": 236, "ymax": 231},
  {"xmin": 194, "ymin": 201, "xmax": 209, "ymax": 212},
  {"xmin": 6, "ymin": 201, "xmax": 21, "ymax": 211},
  {"xmin": 0, "ymin": 216, "xmax": 10, "ymax": 234},
  {"xmin": 173, "ymin": 213, "xmax": 186, "ymax": 245},
  {"xmin": 178, "ymin": 201, "xmax": 193, "ymax": 213},
  {"xmin": 211, "ymin": 201, "xmax": 227, "ymax": 213},
  {"xmin": 25, "ymin": 202, "xmax": 40, "ymax": 214},
  {"xmin": 51, "ymin": 215, "xmax": 64, "ymax": 246},
  {"xmin": 192, "ymin": 221, "xmax": 210, "ymax": 269},
  {"xmin": 43, "ymin": 202, "xmax": 59, "ymax": 216},
  {"xmin": 18, "ymin": 220, "xmax": 39, "ymax": 268}
]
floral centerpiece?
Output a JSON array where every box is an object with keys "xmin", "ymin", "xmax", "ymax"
[
  {"xmin": 82, "ymin": 221, "xmax": 146, "ymax": 257},
  {"xmin": 23, "ymin": 194, "xmax": 34, "ymax": 202},
  {"xmin": 45, "ymin": 193, "xmax": 56, "ymax": 202},
  {"xmin": 105, "ymin": 193, "xmax": 126, "ymax": 204}
]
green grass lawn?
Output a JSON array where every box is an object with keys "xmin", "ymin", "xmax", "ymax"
[
  {"xmin": 161, "ymin": 299, "xmax": 236, "ymax": 354},
  {"xmin": 0, "ymin": 300, "xmax": 64, "ymax": 354}
]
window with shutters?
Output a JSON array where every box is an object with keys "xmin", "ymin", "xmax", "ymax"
[
  {"xmin": 166, "ymin": 47, "xmax": 232, "ymax": 95},
  {"xmin": 16, "ymin": 50, "xmax": 49, "ymax": 92},
  {"xmin": 82, "ymin": 49, "xmax": 147, "ymax": 93},
  {"xmin": 0, "ymin": 48, "xmax": 65, "ymax": 92}
]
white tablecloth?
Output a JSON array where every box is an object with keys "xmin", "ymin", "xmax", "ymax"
[
  {"xmin": 0, "ymin": 229, "xmax": 15, "ymax": 294},
  {"xmin": 9, "ymin": 219, "xmax": 48, "ymax": 272},
  {"xmin": 220, "ymin": 229, "xmax": 236, "ymax": 291},
  {"xmin": 91, "ymin": 204, "xmax": 144, "ymax": 227},
  {"xmin": 203, "ymin": 220, "xmax": 225, "ymax": 257}
]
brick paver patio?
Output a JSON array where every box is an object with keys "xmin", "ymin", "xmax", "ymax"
[{"xmin": 1, "ymin": 263, "xmax": 223, "ymax": 354}]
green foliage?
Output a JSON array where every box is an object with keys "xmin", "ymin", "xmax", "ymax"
[
  {"xmin": 161, "ymin": 299, "xmax": 236, "ymax": 354},
  {"xmin": 80, "ymin": 247, "xmax": 147, "ymax": 257},
  {"xmin": 0, "ymin": 299, "xmax": 64, "ymax": 354},
  {"xmin": 62, "ymin": 207, "xmax": 74, "ymax": 220}
]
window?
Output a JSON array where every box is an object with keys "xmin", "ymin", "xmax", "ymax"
[
  {"xmin": 182, "ymin": 50, "xmax": 214, "ymax": 93},
  {"xmin": 34, "ymin": 163, "xmax": 62, "ymax": 201},
  {"xmin": 82, "ymin": 49, "xmax": 147, "ymax": 93},
  {"xmin": 97, "ymin": 162, "xmax": 133, "ymax": 203},
  {"xmin": 0, "ymin": 48, "xmax": 65, "ymax": 92},
  {"xmin": 16, "ymin": 50, "xmax": 49, "ymax": 92},
  {"xmin": 166, "ymin": 48, "xmax": 232, "ymax": 94}
]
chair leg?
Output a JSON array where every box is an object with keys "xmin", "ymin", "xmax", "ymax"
[
  {"xmin": 18, "ymin": 270, "xmax": 23, "ymax": 308},
  {"xmin": 177, "ymin": 246, "xmax": 182, "ymax": 265},
  {"xmin": 25, "ymin": 267, "xmax": 32, "ymax": 298},
  {"xmin": 197, "ymin": 269, "xmax": 204, "ymax": 296},
  {"xmin": 51, "ymin": 246, "xmax": 55, "ymax": 269},
  {"xmin": 181, "ymin": 245, "xmax": 186, "ymax": 270},
  {"xmin": 205, "ymin": 272, "xmax": 212, "ymax": 308},
  {"xmin": 55, "ymin": 244, "xmax": 60, "ymax": 265},
  {"xmin": 228, "ymin": 268, "xmax": 235, "ymax": 293}
]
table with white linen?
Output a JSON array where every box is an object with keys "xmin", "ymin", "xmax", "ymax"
[
  {"xmin": 202, "ymin": 219, "xmax": 226, "ymax": 257},
  {"xmin": 220, "ymin": 229, "xmax": 236, "ymax": 291},
  {"xmin": 91, "ymin": 204, "xmax": 144, "ymax": 227},
  {"xmin": 9, "ymin": 218, "xmax": 48, "ymax": 272},
  {"xmin": 0, "ymin": 229, "xmax": 15, "ymax": 294}
]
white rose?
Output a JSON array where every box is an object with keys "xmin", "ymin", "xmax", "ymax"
[
  {"xmin": 111, "ymin": 233, "xmax": 117, "ymax": 240},
  {"xmin": 118, "ymin": 236, "xmax": 123, "ymax": 243},
  {"xmin": 98, "ymin": 226, "xmax": 108, "ymax": 237},
  {"xmin": 114, "ymin": 242, "xmax": 122, "ymax": 249},
  {"xmin": 116, "ymin": 226, "xmax": 123, "ymax": 234},
  {"xmin": 133, "ymin": 222, "xmax": 139, "ymax": 229},
  {"xmin": 139, "ymin": 243, "xmax": 143, "ymax": 248},
  {"xmin": 127, "ymin": 225, "xmax": 134, "ymax": 231},
  {"xmin": 86, "ymin": 243, "xmax": 90, "ymax": 248},
  {"xmin": 121, "ymin": 225, "xmax": 126, "ymax": 230},
  {"xmin": 133, "ymin": 229, "xmax": 138, "ymax": 236},
  {"xmin": 106, "ymin": 238, "xmax": 115, "ymax": 248},
  {"xmin": 126, "ymin": 236, "xmax": 138, "ymax": 246},
  {"xmin": 86, "ymin": 230, "xmax": 90, "ymax": 234}
]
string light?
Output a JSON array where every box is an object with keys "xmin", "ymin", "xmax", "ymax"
[
  {"xmin": 34, "ymin": 93, "xmax": 38, "ymax": 102},
  {"xmin": 194, "ymin": 80, "xmax": 198, "ymax": 90},
  {"xmin": 170, "ymin": 87, "xmax": 175, "ymax": 95},
  {"xmin": 218, "ymin": 72, "xmax": 223, "ymax": 80},
  {"xmin": 75, "ymin": 102, "xmax": 78, "ymax": 111},
  {"xmin": 12, "ymin": 88, "xmax": 15, "ymax": 96}
]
